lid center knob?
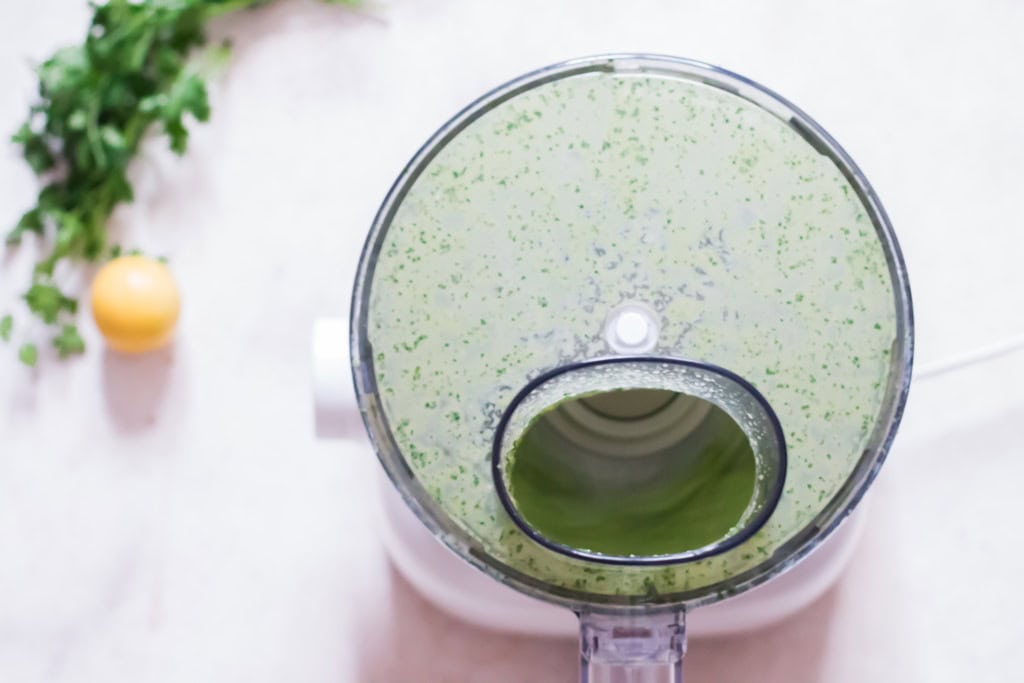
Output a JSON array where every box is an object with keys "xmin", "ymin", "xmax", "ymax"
[{"xmin": 605, "ymin": 303, "xmax": 659, "ymax": 354}]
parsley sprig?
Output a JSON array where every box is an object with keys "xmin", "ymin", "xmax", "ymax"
[{"xmin": 4, "ymin": 0, "xmax": 354, "ymax": 366}]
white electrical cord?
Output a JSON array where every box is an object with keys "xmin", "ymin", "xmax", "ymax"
[{"xmin": 915, "ymin": 333, "xmax": 1024, "ymax": 381}]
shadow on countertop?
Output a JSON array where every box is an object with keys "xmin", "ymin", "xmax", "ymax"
[
  {"xmin": 685, "ymin": 588, "xmax": 838, "ymax": 683},
  {"xmin": 354, "ymin": 563, "xmax": 839, "ymax": 683},
  {"xmin": 102, "ymin": 345, "xmax": 175, "ymax": 432},
  {"xmin": 354, "ymin": 564, "xmax": 576, "ymax": 683}
]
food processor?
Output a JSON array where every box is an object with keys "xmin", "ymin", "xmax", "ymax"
[{"xmin": 313, "ymin": 55, "xmax": 912, "ymax": 679}]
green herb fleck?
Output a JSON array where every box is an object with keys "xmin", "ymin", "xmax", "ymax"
[
  {"xmin": 53, "ymin": 325, "xmax": 85, "ymax": 358},
  {"xmin": 23, "ymin": 283, "xmax": 77, "ymax": 324},
  {"xmin": 19, "ymin": 343, "xmax": 38, "ymax": 367}
]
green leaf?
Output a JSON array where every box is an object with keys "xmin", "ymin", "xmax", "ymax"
[
  {"xmin": 37, "ymin": 46, "xmax": 90, "ymax": 96},
  {"xmin": 100, "ymin": 125, "xmax": 126, "ymax": 150},
  {"xmin": 36, "ymin": 185, "xmax": 66, "ymax": 213},
  {"xmin": 68, "ymin": 110, "xmax": 89, "ymax": 130},
  {"xmin": 139, "ymin": 94, "xmax": 168, "ymax": 115},
  {"xmin": 34, "ymin": 216, "xmax": 83, "ymax": 277},
  {"xmin": 12, "ymin": 123, "xmax": 55, "ymax": 174},
  {"xmin": 53, "ymin": 325, "xmax": 85, "ymax": 358},
  {"xmin": 19, "ymin": 343, "xmax": 38, "ymax": 367},
  {"xmin": 165, "ymin": 119, "xmax": 189, "ymax": 155},
  {"xmin": 7, "ymin": 208, "xmax": 45, "ymax": 244},
  {"xmin": 123, "ymin": 26, "xmax": 156, "ymax": 71},
  {"xmin": 25, "ymin": 145, "xmax": 56, "ymax": 174},
  {"xmin": 0, "ymin": 315, "xmax": 12, "ymax": 342},
  {"xmin": 11, "ymin": 122, "xmax": 32, "ymax": 144},
  {"xmin": 24, "ymin": 283, "xmax": 77, "ymax": 324},
  {"xmin": 158, "ymin": 73, "xmax": 211, "ymax": 154}
]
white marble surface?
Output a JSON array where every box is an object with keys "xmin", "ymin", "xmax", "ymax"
[{"xmin": 1, "ymin": 0, "xmax": 1023, "ymax": 681}]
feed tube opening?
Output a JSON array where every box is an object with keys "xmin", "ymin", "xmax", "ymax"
[{"xmin": 492, "ymin": 357, "xmax": 787, "ymax": 565}]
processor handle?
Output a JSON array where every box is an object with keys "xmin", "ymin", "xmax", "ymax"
[
  {"xmin": 312, "ymin": 317, "xmax": 363, "ymax": 439},
  {"xmin": 579, "ymin": 609, "xmax": 686, "ymax": 682}
]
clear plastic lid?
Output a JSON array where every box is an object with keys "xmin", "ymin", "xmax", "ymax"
[{"xmin": 351, "ymin": 55, "xmax": 912, "ymax": 610}]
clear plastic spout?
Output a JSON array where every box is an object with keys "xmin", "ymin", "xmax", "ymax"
[{"xmin": 579, "ymin": 609, "xmax": 686, "ymax": 683}]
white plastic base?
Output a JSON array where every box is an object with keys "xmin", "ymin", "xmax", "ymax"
[{"xmin": 379, "ymin": 474, "xmax": 866, "ymax": 638}]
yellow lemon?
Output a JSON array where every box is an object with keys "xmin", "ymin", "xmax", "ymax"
[{"xmin": 90, "ymin": 255, "xmax": 180, "ymax": 353}]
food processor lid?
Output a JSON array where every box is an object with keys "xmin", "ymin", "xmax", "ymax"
[{"xmin": 351, "ymin": 54, "xmax": 912, "ymax": 609}]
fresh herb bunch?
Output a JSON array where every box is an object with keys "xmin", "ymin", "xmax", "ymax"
[{"xmin": 4, "ymin": 0, "xmax": 352, "ymax": 366}]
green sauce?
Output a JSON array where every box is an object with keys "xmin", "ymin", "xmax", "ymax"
[
  {"xmin": 364, "ymin": 66, "xmax": 901, "ymax": 598},
  {"xmin": 508, "ymin": 392, "xmax": 756, "ymax": 557}
]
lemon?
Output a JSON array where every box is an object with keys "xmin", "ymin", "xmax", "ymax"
[{"xmin": 90, "ymin": 255, "xmax": 180, "ymax": 353}]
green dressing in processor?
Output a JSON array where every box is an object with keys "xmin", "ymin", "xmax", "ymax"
[
  {"xmin": 507, "ymin": 391, "xmax": 756, "ymax": 557},
  {"xmin": 362, "ymin": 66, "xmax": 899, "ymax": 599}
]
